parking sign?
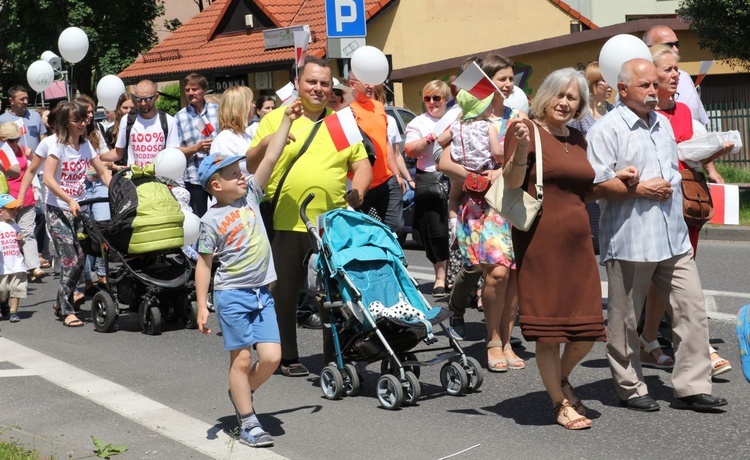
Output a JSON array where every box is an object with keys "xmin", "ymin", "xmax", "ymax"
[{"xmin": 325, "ymin": 0, "xmax": 366, "ymax": 38}]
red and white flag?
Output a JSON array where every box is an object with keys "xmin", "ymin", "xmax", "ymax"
[
  {"xmin": 0, "ymin": 142, "xmax": 19, "ymax": 172},
  {"xmin": 276, "ymin": 82, "xmax": 297, "ymax": 106},
  {"xmin": 294, "ymin": 30, "xmax": 310, "ymax": 68},
  {"xmin": 452, "ymin": 62, "xmax": 499, "ymax": 100},
  {"xmin": 694, "ymin": 60, "xmax": 714, "ymax": 87},
  {"xmin": 324, "ymin": 107, "xmax": 363, "ymax": 152},
  {"xmin": 708, "ymin": 184, "xmax": 740, "ymax": 225},
  {"xmin": 194, "ymin": 116, "xmax": 215, "ymax": 137},
  {"xmin": 14, "ymin": 118, "xmax": 27, "ymax": 136}
]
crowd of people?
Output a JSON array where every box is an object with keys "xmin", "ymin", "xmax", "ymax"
[{"xmin": 0, "ymin": 24, "xmax": 735, "ymax": 446}]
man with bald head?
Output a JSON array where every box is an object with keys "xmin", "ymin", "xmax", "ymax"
[
  {"xmin": 587, "ymin": 59, "xmax": 728, "ymax": 413},
  {"xmin": 643, "ymin": 25, "xmax": 723, "ymax": 183},
  {"xmin": 107, "ymin": 79, "xmax": 179, "ymax": 167}
]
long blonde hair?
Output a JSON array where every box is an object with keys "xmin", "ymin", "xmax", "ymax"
[{"xmin": 218, "ymin": 86, "xmax": 254, "ymax": 135}]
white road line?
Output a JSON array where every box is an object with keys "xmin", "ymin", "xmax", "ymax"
[
  {"xmin": 0, "ymin": 368, "xmax": 38, "ymax": 378},
  {"xmin": 0, "ymin": 338, "xmax": 287, "ymax": 460}
]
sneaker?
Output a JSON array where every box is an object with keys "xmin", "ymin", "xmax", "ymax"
[
  {"xmin": 9, "ymin": 313, "xmax": 20, "ymax": 323},
  {"xmin": 279, "ymin": 361, "xmax": 309, "ymax": 377},
  {"xmin": 299, "ymin": 312, "xmax": 322, "ymax": 329},
  {"xmin": 448, "ymin": 316, "xmax": 466, "ymax": 341},
  {"xmin": 239, "ymin": 427, "xmax": 274, "ymax": 448}
]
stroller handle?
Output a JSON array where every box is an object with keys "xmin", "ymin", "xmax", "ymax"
[
  {"xmin": 300, "ymin": 193, "xmax": 316, "ymax": 232},
  {"xmin": 78, "ymin": 197, "xmax": 110, "ymax": 207}
]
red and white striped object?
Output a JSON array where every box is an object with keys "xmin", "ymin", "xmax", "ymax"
[
  {"xmin": 324, "ymin": 107, "xmax": 362, "ymax": 152},
  {"xmin": 14, "ymin": 118, "xmax": 27, "ymax": 136},
  {"xmin": 709, "ymin": 183, "xmax": 740, "ymax": 225},
  {"xmin": 294, "ymin": 31, "xmax": 309, "ymax": 68},
  {"xmin": 451, "ymin": 62, "xmax": 498, "ymax": 100},
  {"xmin": 0, "ymin": 142, "xmax": 19, "ymax": 172},
  {"xmin": 194, "ymin": 116, "xmax": 215, "ymax": 137},
  {"xmin": 276, "ymin": 82, "xmax": 296, "ymax": 105}
]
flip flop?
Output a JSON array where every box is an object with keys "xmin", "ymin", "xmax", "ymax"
[
  {"xmin": 63, "ymin": 316, "xmax": 84, "ymax": 327},
  {"xmin": 736, "ymin": 304, "xmax": 750, "ymax": 383}
]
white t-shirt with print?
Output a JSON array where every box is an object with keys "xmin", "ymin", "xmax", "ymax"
[
  {"xmin": 114, "ymin": 113, "xmax": 178, "ymax": 167},
  {"xmin": 0, "ymin": 221, "xmax": 27, "ymax": 275},
  {"xmin": 210, "ymin": 129, "xmax": 252, "ymax": 177},
  {"xmin": 35, "ymin": 134, "xmax": 57, "ymax": 159},
  {"xmin": 45, "ymin": 140, "xmax": 97, "ymax": 210}
]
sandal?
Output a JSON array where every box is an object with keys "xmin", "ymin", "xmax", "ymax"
[
  {"xmin": 709, "ymin": 346, "xmax": 732, "ymax": 377},
  {"xmin": 561, "ymin": 379, "xmax": 586, "ymax": 416},
  {"xmin": 486, "ymin": 340, "xmax": 508, "ymax": 372},
  {"xmin": 554, "ymin": 400, "xmax": 591, "ymax": 430},
  {"xmin": 63, "ymin": 315, "xmax": 84, "ymax": 327},
  {"xmin": 503, "ymin": 344, "xmax": 526, "ymax": 370},
  {"xmin": 39, "ymin": 257, "xmax": 52, "ymax": 269},
  {"xmin": 52, "ymin": 304, "xmax": 62, "ymax": 319},
  {"xmin": 640, "ymin": 336, "xmax": 674, "ymax": 370}
]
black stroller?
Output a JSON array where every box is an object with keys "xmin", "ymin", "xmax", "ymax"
[
  {"xmin": 301, "ymin": 194, "xmax": 483, "ymax": 410},
  {"xmin": 78, "ymin": 168, "xmax": 196, "ymax": 335}
]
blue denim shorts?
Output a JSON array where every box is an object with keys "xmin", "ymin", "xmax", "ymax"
[{"xmin": 214, "ymin": 286, "xmax": 280, "ymax": 351}]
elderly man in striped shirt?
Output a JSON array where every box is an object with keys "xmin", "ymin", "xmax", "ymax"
[{"xmin": 587, "ymin": 58, "xmax": 728, "ymax": 413}]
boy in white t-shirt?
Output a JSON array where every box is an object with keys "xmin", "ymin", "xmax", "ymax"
[{"xmin": 0, "ymin": 194, "xmax": 28, "ymax": 323}]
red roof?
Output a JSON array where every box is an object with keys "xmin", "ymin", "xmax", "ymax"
[
  {"xmin": 548, "ymin": 0, "xmax": 598, "ymax": 29},
  {"xmin": 119, "ymin": 0, "xmax": 394, "ymax": 81}
]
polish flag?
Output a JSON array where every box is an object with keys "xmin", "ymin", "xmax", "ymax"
[
  {"xmin": 708, "ymin": 184, "xmax": 740, "ymax": 225},
  {"xmin": 0, "ymin": 142, "xmax": 19, "ymax": 172},
  {"xmin": 324, "ymin": 107, "xmax": 363, "ymax": 152},
  {"xmin": 452, "ymin": 62, "xmax": 499, "ymax": 100},
  {"xmin": 694, "ymin": 60, "xmax": 714, "ymax": 87},
  {"xmin": 15, "ymin": 118, "xmax": 27, "ymax": 136},
  {"xmin": 194, "ymin": 116, "xmax": 215, "ymax": 137},
  {"xmin": 294, "ymin": 31, "xmax": 310, "ymax": 68},
  {"xmin": 276, "ymin": 82, "xmax": 297, "ymax": 106}
]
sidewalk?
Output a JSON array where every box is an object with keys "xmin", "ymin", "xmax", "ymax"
[{"xmin": 701, "ymin": 224, "xmax": 750, "ymax": 242}]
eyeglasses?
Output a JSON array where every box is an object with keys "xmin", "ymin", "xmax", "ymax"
[
  {"xmin": 662, "ymin": 41, "xmax": 680, "ymax": 48},
  {"xmin": 423, "ymin": 95, "xmax": 443, "ymax": 103},
  {"xmin": 135, "ymin": 94, "xmax": 156, "ymax": 103},
  {"xmin": 69, "ymin": 119, "xmax": 87, "ymax": 125}
]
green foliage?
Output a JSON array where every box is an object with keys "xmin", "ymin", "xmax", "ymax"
[
  {"xmin": 0, "ymin": 0, "xmax": 165, "ymax": 101},
  {"xmin": 680, "ymin": 0, "xmax": 750, "ymax": 69},
  {"xmin": 156, "ymin": 82, "xmax": 181, "ymax": 116},
  {"xmin": 715, "ymin": 162, "xmax": 750, "ymax": 183},
  {"xmin": 164, "ymin": 18, "xmax": 183, "ymax": 32},
  {"xmin": 0, "ymin": 440, "xmax": 39, "ymax": 460},
  {"xmin": 91, "ymin": 436, "xmax": 127, "ymax": 459}
]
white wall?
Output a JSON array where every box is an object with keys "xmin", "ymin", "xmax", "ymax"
[{"xmin": 158, "ymin": 0, "xmax": 202, "ymax": 42}]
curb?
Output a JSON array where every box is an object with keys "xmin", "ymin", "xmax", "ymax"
[
  {"xmin": 0, "ymin": 424, "xmax": 96, "ymax": 460},
  {"xmin": 701, "ymin": 225, "xmax": 750, "ymax": 242}
]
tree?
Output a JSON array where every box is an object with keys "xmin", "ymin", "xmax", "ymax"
[
  {"xmin": 679, "ymin": 0, "xmax": 750, "ymax": 68},
  {"xmin": 0, "ymin": 0, "xmax": 164, "ymax": 104},
  {"xmin": 194, "ymin": 0, "xmax": 214, "ymax": 12},
  {"xmin": 156, "ymin": 82, "xmax": 180, "ymax": 116}
]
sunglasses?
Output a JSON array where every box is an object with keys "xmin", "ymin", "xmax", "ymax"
[
  {"xmin": 662, "ymin": 41, "xmax": 680, "ymax": 48},
  {"xmin": 423, "ymin": 95, "xmax": 443, "ymax": 103},
  {"xmin": 135, "ymin": 94, "xmax": 156, "ymax": 103}
]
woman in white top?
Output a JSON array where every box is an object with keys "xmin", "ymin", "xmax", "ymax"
[
  {"xmin": 211, "ymin": 86, "xmax": 256, "ymax": 177},
  {"xmin": 43, "ymin": 101, "xmax": 111, "ymax": 327}
]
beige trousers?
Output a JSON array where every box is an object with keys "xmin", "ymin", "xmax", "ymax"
[{"xmin": 605, "ymin": 250, "xmax": 712, "ymax": 400}]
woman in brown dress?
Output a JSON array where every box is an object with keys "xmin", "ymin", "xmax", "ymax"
[{"xmin": 503, "ymin": 68, "xmax": 616, "ymax": 430}]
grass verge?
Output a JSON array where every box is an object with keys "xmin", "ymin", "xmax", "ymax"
[{"xmin": 0, "ymin": 441, "xmax": 40, "ymax": 460}]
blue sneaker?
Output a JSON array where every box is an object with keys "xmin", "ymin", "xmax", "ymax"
[
  {"xmin": 9, "ymin": 313, "xmax": 20, "ymax": 323},
  {"xmin": 448, "ymin": 316, "xmax": 466, "ymax": 341},
  {"xmin": 239, "ymin": 427, "xmax": 274, "ymax": 448}
]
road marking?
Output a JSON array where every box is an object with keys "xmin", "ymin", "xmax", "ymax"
[
  {"xmin": 0, "ymin": 338, "xmax": 287, "ymax": 460},
  {"xmin": 409, "ymin": 270, "xmax": 748, "ymax": 322},
  {"xmin": 0, "ymin": 369, "xmax": 38, "ymax": 378}
]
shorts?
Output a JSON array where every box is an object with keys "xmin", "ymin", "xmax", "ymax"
[
  {"xmin": 0, "ymin": 273, "xmax": 27, "ymax": 302},
  {"xmin": 214, "ymin": 286, "xmax": 280, "ymax": 351}
]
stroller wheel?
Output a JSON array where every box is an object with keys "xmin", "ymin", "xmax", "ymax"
[
  {"xmin": 380, "ymin": 353, "xmax": 420, "ymax": 379},
  {"xmin": 320, "ymin": 365, "xmax": 344, "ymax": 400},
  {"xmin": 376, "ymin": 374, "xmax": 403, "ymax": 410},
  {"xmin": 461, "ymin": 357, "xmax": 484, "ymax": 392},
  {"xmin": 440, "ymin": 362, "xmax": 468, "ymax": 396},
  {"xmin": 91, "ymin": 291, "xmax": 118, "ymax": 333},
  {"xmin": 343, "ymin": 364, "xmax": 361, "ymax": 397},
  {"xmin": 183, "ymin": 300, "xmax": 199, "ymax": 330},
  {"xmin": 401, "ymin": 371, "xmax": 421, "ymax": 406},
  {"xmin": 139, "ymin": 300, "xmax": 163, "ymax": 336}
]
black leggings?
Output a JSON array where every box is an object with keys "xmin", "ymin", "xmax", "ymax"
[{"xmin": 414, "ymin": 194, "xmax": 449, "ymax": 264}]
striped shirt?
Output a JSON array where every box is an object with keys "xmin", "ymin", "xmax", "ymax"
[
  {"xmin": 587, "ymin": 103, "xmax": 690, "ymax": 263},
  {"xmin": 173, "ymin": 101, "xmax": 219, "ymax": 184}
]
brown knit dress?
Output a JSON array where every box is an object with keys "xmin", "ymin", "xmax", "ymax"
[{"xmin": 506, "ymin": 120, "xmax": 606, "ymax": 343}]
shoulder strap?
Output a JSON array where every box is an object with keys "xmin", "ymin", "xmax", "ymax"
[
  {"xmin": 531, "ymin": 121, "xmax": 544, "ymax": 201},
  {"xmin": 158, "ymin": 111, "xmax": 169, "ymax": 141},
  {"xmin": 124, "ymin": 111, "xmax": 138, "ymax": 151},
  {"xmin": 267, "ymin": 110, "xmax": 327, "ymax": 218}
]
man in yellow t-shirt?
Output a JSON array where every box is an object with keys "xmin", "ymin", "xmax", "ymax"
[{"xmin": 248, "ymin": 57, "xmax": 372, "ymax": 377}]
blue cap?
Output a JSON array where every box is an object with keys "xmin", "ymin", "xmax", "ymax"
[
  {"xmin": 197, "ymin": 153, "xmax": 245, "ymax": 189},
  {"xmin": 0, "ymin": 193, "xmax": 21, "ymax": 209}
]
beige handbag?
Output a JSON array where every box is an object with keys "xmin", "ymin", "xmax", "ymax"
[{"xmin": 485, "ymin": 121, "xmax": 543, "ymax": 231}]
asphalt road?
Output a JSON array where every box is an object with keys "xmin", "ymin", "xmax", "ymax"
[{"xmin": 1, "ymin": 239, "xmax": 750, "ymax": 460}]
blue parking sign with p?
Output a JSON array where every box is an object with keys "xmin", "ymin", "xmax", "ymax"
[{"xmin": 325, "ymin": 0, "xmax": 367, "ymax": 37}]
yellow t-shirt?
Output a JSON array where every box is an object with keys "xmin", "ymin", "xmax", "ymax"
[{"xmin": 250, "ymin": 106, "xmax": 367, "ymax": 232}]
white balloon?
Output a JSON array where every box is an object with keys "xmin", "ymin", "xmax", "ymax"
[
  {"xmin": 504, "ymin": 86, "xmax": 530, "ymax": 113},
  {"xmin": 182, "ymin": 210, "xmax": 201, "ymax": 245},
  {"xmin": 598, "ymin": 34, "xmax": 653, "ymax": 88},
  {"xmin": 96, "ymin": 75, "xmax": 125, "ymax": 111},
  {"xmin": 58, "ymin": 27, "xmax": 89, "ymax": 64},
  {"xmin": 350, "ymin": 46, "xmax": 390, "ymax": 85},
  {"xmin": 26, "ymin": 60, "xmax": 55, "ymax": 93},
  {"xmin": 153, "ymin": 148, "xmax": 187, "ymax": 181}
]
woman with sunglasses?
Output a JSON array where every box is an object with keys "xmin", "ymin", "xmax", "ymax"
[
  {"xmin": 43, "ymin": 101, "xmax": 111, "ymax": 327},
  {"xmin": 404, "ymin": 80, "xmax": 452, "ymax": 298}
]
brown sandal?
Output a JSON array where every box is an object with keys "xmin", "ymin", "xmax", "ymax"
[
  {"xmin": 554, "ymin": 400, "xmax": 591, "ymax": 430},
  {"xmin": 561, "ymin": 379, "xmax": 586, "ymax": 416}
]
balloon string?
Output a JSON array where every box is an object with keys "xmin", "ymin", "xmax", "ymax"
[{"xmin": 291, "ymin": 116, "xmax": 325, "ymax": 138}]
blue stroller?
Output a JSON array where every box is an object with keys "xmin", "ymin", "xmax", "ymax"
[{"xmin": 300, "ymin": 194, "xmax": 483, "ymax": 410}]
